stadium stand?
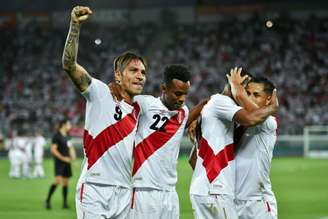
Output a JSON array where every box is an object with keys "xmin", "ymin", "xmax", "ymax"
[{"xmin": 0, "ymin": 13, "xmax": 327, "ymax": 136}]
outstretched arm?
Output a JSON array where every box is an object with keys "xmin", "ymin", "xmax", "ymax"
[{"xmin": 62, "ymin": 6, "xmax": 93, "ymax": 92}]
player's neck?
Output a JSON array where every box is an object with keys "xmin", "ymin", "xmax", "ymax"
[
  {"xmin": 121, "ymin": 90, "xmax": 133, "ymax": 105},
  {"xmin": 123, "ymin": 96, "xmax": 133, "ymax": 105},
  {"xmin": 160, "ymin": 95, "xmax": 172, "ymax": 110},
  {"xmin": 59, "ymin": 128, "xmax": 67, "ymax": 136}
]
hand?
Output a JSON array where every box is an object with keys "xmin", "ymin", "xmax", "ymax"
[
  {"xmin": 269, "ymin": 89, "xmax": 279, "ymax": 113},
  {"xmin": 188, "ymin": 120, "xmax": 198, "ymax": 145},
  {"xmin": 71, "ymin": 6, "xmax": 92, "ymax": 24},
  {"xmin": 226, "ymin": 67, "xmax": 246, "ymax": 99},
  {"xmin": 62, "ymin": 156, "xmax": 71, "ymax": 163},
  {"xmin": 108, "ymin": 82, "xmax": 123, "ymax": 102},
  {"xmin": 226, "ymin": 67, "xmax": 248, "ymax": 87}
]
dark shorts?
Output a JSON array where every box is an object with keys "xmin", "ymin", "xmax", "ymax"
[{"xmin": 54, "ymin": 161, "xmax": 72, "ymax": 178}]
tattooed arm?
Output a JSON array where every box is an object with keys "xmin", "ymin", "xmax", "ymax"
[{"xmin": 62, "ymin": 6, "xmax": 93, "ymax": 92}]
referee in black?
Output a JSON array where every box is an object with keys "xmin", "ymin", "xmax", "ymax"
[{"xmin": 45, "ymin": 119, "xmax": 76, "ymax": 209}]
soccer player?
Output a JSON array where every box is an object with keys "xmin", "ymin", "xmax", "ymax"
[
  {"xmin": 32, "ymin": 129, "xmax": 46, "ymax": 178},
  {"xmin": 7, "ymin": 130, "xmax": 29, "ymax": 179},
  {"xmin": 62, "ymin": 6, "xmax": 147, "ymax": 219},
  {"xmin": 128, "ymin": 64, "xmax": 207, "ymax": 219},
  {"xmin": 45, "ymin": 119, "xmax": 76, "ymax": 209},
  {"xmin": 189, "ymin": 68, "xmax": 278, "ymax": 219},
  {"xmin": 234, "ymin": 77, "xmax": 278, "ymax": 219}
]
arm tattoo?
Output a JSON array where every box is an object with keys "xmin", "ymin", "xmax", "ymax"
[
  {"xmin": 72, "ymin": 73, "xmax": 91, "ymax": 88},
  {"xmin": 62, "ymin": 21, "xmax": 91, "ymax": 90},
  {"xmin": 62, "ymin": 22, "xmax": 80, "ymax": 73}
]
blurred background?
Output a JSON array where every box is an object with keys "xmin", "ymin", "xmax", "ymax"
[{"xmin": 0, "ymin": 0, "xmax": 327, "ymax": 219}]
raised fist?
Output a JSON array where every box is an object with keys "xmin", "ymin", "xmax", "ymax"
[{"xmin": 71, "ymin": 6, "xmax": 92, "ymax": 24}]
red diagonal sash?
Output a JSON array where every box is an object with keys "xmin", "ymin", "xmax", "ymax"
[
  {"xmin": 83, "ymin": 103, "xmax": 140, "ymax": 170},
  {"xmin": 132, "ymin": 109, "xmax": 185, "ymax": 176},
  {"xmin": 198, "ymin": 136, "xmax": 234, "ymax": 183}
]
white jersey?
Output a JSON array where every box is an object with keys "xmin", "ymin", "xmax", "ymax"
[
  {"xmin": 190, "ymin": 94, "xmax": 242, "ymax": 196},
  {"xmin": 235, "ymin": 116, "xmax": 277, "ymax": 201},
  {"xmin": 78, "ymin": 78, "xmax": 140, "ymax": 187},
  {"xmin": 34, "ymin": 135, "xmax": 46, "ymax": 159},
  {"xmin": 132, "ymin": 95, "xmax": 189, "ymax": 191},
  {"xmin": 11, "ymin": 137, "xmax": 28, "ymax": 152}
]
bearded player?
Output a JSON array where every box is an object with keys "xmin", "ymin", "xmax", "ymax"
[{"xmin": 62, "ymin": 6, "xmax": 147, "ymax": 219}]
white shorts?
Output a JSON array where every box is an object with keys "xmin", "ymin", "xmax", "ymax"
[
  {"xmin": 235, "ymin": 199, "xmax": 277, "ymax": 219},
  {"xmin": 190, "ymin": 194, "xmax": 238, "ymax": 219},
  {"xmin": 76, "ymin": 183, "xmax": 132, "ymax": 219},
  {"xmin": 129, "ymin": 188, "xmax": 179, "ymax": 219}
]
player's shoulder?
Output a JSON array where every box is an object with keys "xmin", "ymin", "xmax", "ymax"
[
  {"xmin": 88, "ymin": 77, "xmax": 107, "ymax": 89},
  {"xmin": 210, "ymin": 93, "xmax": 233, "ymax": 102},
  {"xmin": 133, "ymin": 95, "xmax": 158, "ymax": 109},
  {"xmin": 208, "ymin": 93, "xmax": 236, "ymax": 107},
  {"xmin": 51, "ymin": 132, "xmax": 60, "ymax": 141},
  {"xmin": 262, "ymin": 116, "xmax": 278, "ymax": 131},
  {"xmin": 133, "ymin": 95, "xmax": 157, "ymax": 103},
  {"xmin": 81, "ymin": 77, "xmax": 110, "ymax": 100}
]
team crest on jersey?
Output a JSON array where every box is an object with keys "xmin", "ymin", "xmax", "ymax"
[{"xmin": 159, "ymin": 109, "xmax": 167, "ymax": 115}]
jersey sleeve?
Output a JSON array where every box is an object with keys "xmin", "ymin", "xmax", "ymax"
[
  {"xmin": 257, "ymin": 116, "xmax": 277, "ymax": 132},
  {"xmin": 133, "ymin": 95, "xmax": 150, "ymax": 115},
  {"xmin": 209, "ymin": 94, "xmax": 242, "ymax": 121},
  {"xmin": 81, "ymin": 78, "xmax": 114, "ymax": 103},
  {"xmin": 51, "ymin": 134, "xmax": 59, "ymax": 145}
]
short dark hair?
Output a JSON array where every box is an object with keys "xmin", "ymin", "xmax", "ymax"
[
  {"xmin": 113, "ymin": 51, "xmax": 147, "ymax": 73},
  {"xmin": 163, "ymin": 64, "xmax": 191, "ymax": 85},
  {"xmin": 58, "ymin": 118, "xmax": 69, "ymax": 129},
  {"xmin": 248, "ymin": 76, "xmax": 276, "ymax": 95}
]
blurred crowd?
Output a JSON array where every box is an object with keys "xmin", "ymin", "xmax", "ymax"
[{"xmin": 1, "ymin": 13, "xmax": 327, "ymax": 136}]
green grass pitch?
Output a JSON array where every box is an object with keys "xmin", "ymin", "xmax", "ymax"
[{"xmin": 0, "ymin": 157, "xmax": 327, "ymax": 219}]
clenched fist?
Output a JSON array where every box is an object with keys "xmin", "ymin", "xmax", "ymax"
[{"xmin": 71, "ymin": 6, "xmax": 92, "ymax": 24}]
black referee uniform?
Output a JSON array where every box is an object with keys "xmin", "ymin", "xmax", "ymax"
[{"xmin": 52, "ymin": 131, "xmax": 72, "ymax": 177}]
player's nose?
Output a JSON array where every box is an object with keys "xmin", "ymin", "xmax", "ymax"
[
  {"xmin": 136, "ymin": 70, "xmax": 145, "ymax": 81},
  {"xmin": 177, "ymin": 95, "xmax": 186, "ymax": 104}
]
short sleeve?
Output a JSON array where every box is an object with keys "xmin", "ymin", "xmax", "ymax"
[
  {"xmin": 133, "ymin": 95, "xmax": 151, "ymax": 115},
  {"xmin": 258, "ymin": 116, "xmax": 277, "ymax": 132},
  {"xmin": 51, "ymin": 134, "xmax": 59, "ymax": 145},
  {"xmin": 208, "ymin": 94, "xmax": 242, "ymax": 121},
  {"xmin": 81, "ymin": 78, "xmax": 113, "ymax": 102}
]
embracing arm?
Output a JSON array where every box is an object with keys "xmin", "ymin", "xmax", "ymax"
[
  {"xmin": 186, "ymin": 98, "xmax": 209, "ymax": 127},
  {"xmin": 233, "ymin": 89, "xmax": 278, "ymax": 127},
  {"xmin": 188, "ymin": 145, "xmax": 197, "ymax": 170},
  {"xmin": 230, "ymin": 82, "xmax": 259, "ymax": 112},
  {"xmin": 62, "ymin": 6, "xmax": 93, "ymax": 92}
]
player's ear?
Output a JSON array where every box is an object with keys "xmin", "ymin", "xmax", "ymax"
[
  {"xmin": 114, "ymin": 70, "xmax": 122, "ymax": 84},
  {"xmin": 160, "ymin": 83, "xmax": 167, "ymax": 94},
  {"xmin": 265, "ymin": 95, "xmax": 272, "ymax": 106}
]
